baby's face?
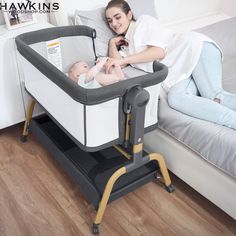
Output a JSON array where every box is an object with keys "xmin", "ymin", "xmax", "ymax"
[{"xmin": 71, "ymin": 62, "xmax": 89, "ymax": 81}]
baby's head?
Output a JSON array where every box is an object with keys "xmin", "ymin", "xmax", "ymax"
[{"xmin": 68, "ymin": 61, "xmax": 89, "ymax": 82}]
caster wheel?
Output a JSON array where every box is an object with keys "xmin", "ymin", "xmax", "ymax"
[
  {"xmin": 166, "ymin": 184, "xmax": 175, "ymax": 193},
  {"xmin": 20, "ymin": 135, "xmax": 27, "ymax": 143},
  {"xmin": 92, "ymin": 223, "xmax": 99, "ymax": 235}
]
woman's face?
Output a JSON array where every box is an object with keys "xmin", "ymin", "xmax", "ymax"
[{"xmin": 105, "ymin": 7, "xmax": 133, "ymax": 35}]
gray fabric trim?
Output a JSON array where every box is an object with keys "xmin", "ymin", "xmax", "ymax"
[
  {"xmin": 144, "ymin": 123, "xmax": 158, "ymax": 133},
  {"xmin": 16, "ymin": 25, "xmax": 168, "ymax": 105},
  {"xmin": 17, "ymin": 25, "xmax": 96, "ymax": 45},
  {"xmin": 83, "ymin": 105, "xmax": 87, "ymax": 147}
]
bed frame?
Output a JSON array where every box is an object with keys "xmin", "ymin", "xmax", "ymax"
[{"xmin": 144, "ymin": 128, "xmax": 236, "ymax": 220}]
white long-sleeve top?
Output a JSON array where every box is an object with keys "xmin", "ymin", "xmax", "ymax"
[{"xmin": 120, "ymin": 15, "xmax": 221, "ymax": 90}]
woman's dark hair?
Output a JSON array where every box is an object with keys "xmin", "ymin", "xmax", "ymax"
[{"xmin": 105, "ymin": 0, "xmax": 135, "ymax": 20}]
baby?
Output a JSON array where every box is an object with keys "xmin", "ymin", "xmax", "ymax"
[{"xmin": 68, "ymin": 57, "xmax": 125, "ymax": 88}]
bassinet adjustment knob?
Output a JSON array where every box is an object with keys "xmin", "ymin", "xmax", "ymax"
[{"xmin": 123, "ymin": 86, "xmax": 150, "ymax": 113}]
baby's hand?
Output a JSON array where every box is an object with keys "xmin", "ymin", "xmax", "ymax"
[{"xmin": 97, "ymin": 57, "xmax": 108, "ymax": 65}]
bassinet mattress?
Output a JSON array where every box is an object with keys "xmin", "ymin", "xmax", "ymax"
[{"xmin": 157, "ymin": 18, "xmax": 236, "ymax": 179}]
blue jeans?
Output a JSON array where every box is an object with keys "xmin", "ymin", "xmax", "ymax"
[{"xmin": 168, "ymin": 42, "xmax": 236, "ymax": 130}]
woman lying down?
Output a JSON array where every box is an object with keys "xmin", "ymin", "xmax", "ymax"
[
  {"xmin": 104, "ymin": 0, "xmax": 236, "ymax": 130},
  {"xmin": 68, "ymin": 57, "xmax": 125, "ymax": 89}
]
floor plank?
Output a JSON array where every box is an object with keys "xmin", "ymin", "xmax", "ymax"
[{"xmin": 0, "ymin": 124, "xmax": 235, "ymax": 236}]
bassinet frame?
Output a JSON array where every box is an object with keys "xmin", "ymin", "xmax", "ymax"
[{"xmin": 16, "ymin": 25, "xmax": 174, "ymax": 234}]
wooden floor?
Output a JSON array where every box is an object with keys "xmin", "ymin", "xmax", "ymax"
[{"xmin": 0, "ymin": 123, "xmax": 235, "ymax": 236}]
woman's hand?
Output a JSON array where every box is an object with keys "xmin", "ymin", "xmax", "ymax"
[
  {"xmin": 104, "ymin": 58, "xmax": 126, "ymax": 73},
  {"xmin": 109, "ymin": 36, "xmax": 126, "ymax": 47},
  {"xmin": 108, "ymin": 36, "xmax": 128, "ymax": 59}
]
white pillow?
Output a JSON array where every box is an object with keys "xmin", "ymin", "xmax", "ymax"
[
  {"xmin": 74, "ymin": 0, "xmax": 158, "ymax": 56},
  {"xmin": 75, "ymin": 8, "xmax": 114, "ymax": 57}
]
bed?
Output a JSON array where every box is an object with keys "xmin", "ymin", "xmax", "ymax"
[
  {"xmin": 31, "ymin": 0, "xmax": 236, "ymax": 220},
  {"xmin": 145, "ymin": 17, "xmax": 236, "ymax": 220}
]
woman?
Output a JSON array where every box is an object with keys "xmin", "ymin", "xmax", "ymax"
[{"xmin": 105, "ymin": 0, "xmax": 236, "ymax": 130}]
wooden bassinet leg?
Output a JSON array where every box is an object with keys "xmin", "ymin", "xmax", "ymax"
[
  {"xmin": 20, "ymin": 99, "xmax": 36, "ymax": 142},
  {"xmin": 93, "ymin": 167, "xmax": 126, "ymax": 234},
  {"xmin": 149, "ymin": 153, "xmax": 175, "ymax": 193}
]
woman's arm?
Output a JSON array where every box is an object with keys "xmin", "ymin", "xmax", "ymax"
[
  {"xmin": 105, "ymin": 46, "xmax": 165, "ymax": 73},
  {"xmin": 123, "ymin": 46, "xmax": 165, "ymax": 64},
  {"xmin": 108, "ymin": 36, "xmax": 126, "ymax": 59}
]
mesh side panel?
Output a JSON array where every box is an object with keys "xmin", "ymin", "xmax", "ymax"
[{"xmin": 30, "ymin": 36, "xmax": 96, "ymax": 73}]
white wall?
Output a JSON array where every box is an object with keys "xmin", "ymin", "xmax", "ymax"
[
  {"xmin": 220, "ymin": 0, "xmax": 236, "ymax": 16},
  {"xmin": 68, "ymin": 0, "xmax": 109, "ymax": 10},
  {"xmin": 155, "ymin": 0, "xmax": 221, "ymax": 23},
  {"xmin": 32, "ymin": 0, "xmax": 236, "ymax": 26}
]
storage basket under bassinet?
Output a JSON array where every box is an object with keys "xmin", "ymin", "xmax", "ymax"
[{"xmin": 16, "ymin": 25, "xmax": 167, "ymax": 152}]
